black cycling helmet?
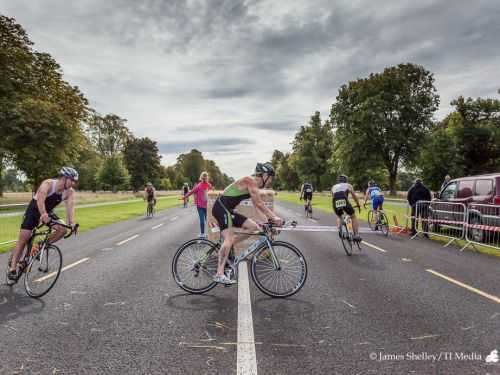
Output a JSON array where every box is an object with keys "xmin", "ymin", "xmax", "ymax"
[
  {"xmin": 337, "ymin": 174, "xmax": 348, "ymax": 183},
  {"xmin": 255, "ymin": 162, "xmax": 275, "ymax": 176},
  {"xmin": 59, "ymin": 167, "xmax": 79, "ymax": 181}
]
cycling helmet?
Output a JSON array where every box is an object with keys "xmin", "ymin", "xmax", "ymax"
[
  {"xmin": 368, "ymin": 180, "xmax": 375, "ymax": 187},
  {"xmin": 255, "ymin": 162, "xmax": 275, "ymax": 176},
  {"xmin": 59, "ymin": 167, "xmax": 79, "ymax": 181},
  {"xmin": 146, "ymin": 182, "xmax": 152, "ymax": 187},
  {"xmin": 337, "ymin": 174, "xmax": 348, "ymax": 183}
]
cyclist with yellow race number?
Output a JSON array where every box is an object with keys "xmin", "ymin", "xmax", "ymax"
[{"xmin": 331, "ymin": 175, "xmax": 362, "ymax": 242}]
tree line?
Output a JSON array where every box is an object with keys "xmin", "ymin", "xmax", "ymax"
[
  {"xmin": 270, "ymin": 64, "xmax": 500, "ymax": 193},
  {"xmin": 0, "ymin": 15, "xmax": 231, "ymax": 194}
]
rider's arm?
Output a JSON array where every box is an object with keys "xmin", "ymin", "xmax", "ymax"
[
  {"xmin": 299, "ymin": 184, "xmax": 304, "ymax": 199},
  {"xmin": 64, "ymin": 189, "xmax": 76, "ymax": 226},
  {"xmin": 364, "ymin": 189, "xmax": 369, "ymax": 204},
  {"xmin": 349, "ymin": 184, "xmax": 361, "ymax": 207},
  {"xmin": 153, "ymin": 188, "xmax": 157, "ymax": 199},
  {"xmin": 246, "ymin": 177, "xmax": 279, "ymax": 221},
  {"xmin": 35, "ymin": 180, "xmax": 51, "ymax": 223}
]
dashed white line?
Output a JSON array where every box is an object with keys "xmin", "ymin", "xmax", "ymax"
[
  {"xmin": 361, "ymin": 241, "xmax": 387, "ymax": 253},
  {"xmin": 116, "ymin": 234, "xmax": 139, "ymax": 246},
  {"xmin": 342, "ymin": 300, "xmax": 356, "ymax": 309},
  {"xmin": 170, "ymin": 216, "xmax": 179, "ymax": 222},
  {"xmin": 237, "ymin": 262, "xmax": 257, "ymax": 375},
  {"xmin": 426, "ymin": 269, "xmax": 500, "ymax": 304},
  {"xmin": 410, "ymin": 334, "xmax": 440, "ymax": 340},
  {"xmin": 35, "ymin": 257, "xmax": 90, "ymax": 283},
  {"xmin": 152, "ymin": 223, "xmax": 164, "ymax": 230}
]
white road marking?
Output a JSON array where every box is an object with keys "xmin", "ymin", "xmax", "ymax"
[
  {"xmin": 116, "ymin": 234, "xmax": 139, "ymax": 246},
  {"xmin": 410, "ymin": 334, "xmax": 440, "ymax": 340},
  {"xmin": 100, "ymin": 247, "xmax": 113, "ymax": 252},
  {"xmin": 237, "ymin": 262, "xmax": 258, "ymax": 375},
  {"xmin": 361, "ymin": 241, "xmax": 387, "ymax": 253},
  {"xmin": 342, "ymin": 300, "xmax": 356, "ymax": 309},
  {"xmin": 104, "ymin": 301, "xmax": 126, "ymax": 306},
  {"xmin": 152, "ymin": 223, "xmax": 164, "ymax": 230},
  {"xmin": 35, "ymin": 257, "xmax": 90, "ymax": 283},
  {"xmin": 170, "ymin": 216, "xmax": 179, "ymax": 222},
  {"xmin": 426, "ymin": 269, "xmax": 500, "ymax": 304}
]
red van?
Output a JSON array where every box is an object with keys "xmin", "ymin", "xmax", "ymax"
[{"xmin": 436, "ymin": 173, "xmax": 500, "ymax": 242}]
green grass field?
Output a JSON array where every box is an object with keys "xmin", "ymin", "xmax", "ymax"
[{"xmin": 0, "ymin": 196, "xmax": 180, "ymax": 253}]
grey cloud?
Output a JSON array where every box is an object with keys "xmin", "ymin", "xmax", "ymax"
[{"xmin": 157, "ymin": 137, "xmax": 256, "ymax": 154}]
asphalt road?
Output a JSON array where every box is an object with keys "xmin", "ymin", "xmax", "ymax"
[{"xmin": 0, "ymin": 201, "xmax": 499, "ymax": 375}]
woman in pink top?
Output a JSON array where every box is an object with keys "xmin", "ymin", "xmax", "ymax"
[{"xmin": 184, "ymin": 171, "xmax": 213, "ymax": 238}]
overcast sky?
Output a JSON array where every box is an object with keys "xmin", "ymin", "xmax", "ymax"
[{"xmin": 2, "ymin": 0, "xmax": 499, "ymax": 178}]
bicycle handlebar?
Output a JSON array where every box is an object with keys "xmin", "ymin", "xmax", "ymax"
[{"xmin": 36, "ymin": 220, "xmax": 79, "ymax": 238}]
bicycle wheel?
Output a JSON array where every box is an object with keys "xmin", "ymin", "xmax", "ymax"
[
  {"xmin": 339, "ymin": 223, "xmax": 353, "ymax": 256},
  {"xmin": 379, "ymin": 212, "xmax": 389, "ymax": 236},
  {"xmin": 367, "ymin": 210, "xmax": 377, "ymax": 231},
  {"xmin": 172, "ymin": 238, "xmax": 218, "ymax": 294},
  {"xmin": 24, "ymin": 244, "xmax": 62, "ymax": 298},
  {"xmin": 251, "ymin": 241, "xmax": 307, "ymax": 298}
]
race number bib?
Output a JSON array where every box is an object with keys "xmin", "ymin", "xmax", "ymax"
[
  {"xmin": 335, "ymin": 199, "xmax": 347, "ymax": 208},
  {"xmin": 305, "ymin": 188, "xmax": 312, "ymax": 193}
]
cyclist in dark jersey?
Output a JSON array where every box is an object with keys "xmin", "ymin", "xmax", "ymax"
[
  {"xmin": 7, "ymin": 167, "xmax": 78, "ymax": 282},
  {"xmin": 212, "ymin": 162, "xmax": 283, "ymax": 284},
  {"xmin": 300, "ymin": 182, "xmax": 314, "ymax": 213},
  {"xmin": 144, "ymin": 182, "xmax": 156, "ymax": 205},
  {"xmin": 331, "ymin": 174, "xmax": 362, "ymax": 242}
]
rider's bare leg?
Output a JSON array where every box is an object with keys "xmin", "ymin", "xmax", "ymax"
[
  {"xmin": 9, "ymin": 229, "xmax": 32, "ymax": 272},
  {"xmin": 217, "ymin": 228, "xmax": 235, "ymax": 276}
]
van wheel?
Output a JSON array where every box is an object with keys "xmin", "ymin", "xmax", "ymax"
[{"xmin": 469, "ymin": 216, "xmax": 484, "ymax": 243}]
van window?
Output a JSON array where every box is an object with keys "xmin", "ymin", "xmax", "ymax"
[
  {"xmin": 441, "ymin": 182, "xmax": 458, "ymax": 200},
  {"xmin": 458, "ymin": 180, "xmax": 474, "ymax": 198},
  {"xmin": 475, "ymin": 179, "xmax": 493, "ymax": 196}
]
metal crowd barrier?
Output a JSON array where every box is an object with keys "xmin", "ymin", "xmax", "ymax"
[
  {"xmin": 461, "ymin": 203, "xmax": 500, "ymax": 252},
  {"xmin": 410, "ymin": 201, "xmax": 467, "ymax": 247}
]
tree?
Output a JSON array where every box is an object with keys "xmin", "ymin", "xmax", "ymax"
[
  {"xmin": 74, "ymin": 140, "xmax": 102, "ymax": 191},
  {"xmin": 292, "ymin": 111, "xmax": 335, "ymax": 191},
  {"xmin": 87, "ymin": 113, "xmax": 131, "ymax": 157},
  {"xmin": 96, "ymin": 156, "xmax": 130, "ymax": 192},
  {"xmin": 123, "ymin": 137, "xmax": 162, "ymax": 191},
  {"xmin": 331, "ymin": 63, "xmax": 440, "ymax": 194}
]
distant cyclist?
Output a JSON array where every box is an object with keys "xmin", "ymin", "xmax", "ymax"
[
  {"xmin": 144, "ymin": 182, "xmax": 157, "ymax": 207},
  {"xmin": 364, "ymin": 180, "xmax": 384, "ymax": 224},
  {"xmin": 331, "ymin": 175, "xmax": 362, "ymax": 242},
  {"xmin": 300, "ymin": 182, "xmax": 314, "ymax": 213},
  {"xmin": 7, "ymin": 167, "xmax": 78, "ymax": 283},
  {"xmin": 212, "ymin": 162, "xmax": 283, "ymax": 284},
  {"xmin": 182, "ymin": 183, "xmax": 190, "ymax": 208}
]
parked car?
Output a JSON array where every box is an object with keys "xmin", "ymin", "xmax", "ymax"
[{"xmin": 434, "ymin": 173, "xmax": 500, "ymax": 242}]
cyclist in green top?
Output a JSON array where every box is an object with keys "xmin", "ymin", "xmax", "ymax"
[{"xmin": 212, "ymin": 162, "xmax": 283, "ymax": 284}]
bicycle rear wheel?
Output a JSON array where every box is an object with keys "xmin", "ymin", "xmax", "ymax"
[
  {"xmin": 172, "ymin": 239, "xmax": 218, "ymax": 294},
  {"xmin": 24, "ymin": 244, "xmax": 62, "ymax": 298},
  {"xmin": 379, "ymin": 212, "xmax": 389, "ymax": 236},
  {"xmin": 339, "ymin": 223, "xmax": 353, "ymax": 256},
  {"xmin": 367, "ymin": 210, "xmax": 377, "ymax": 231},
  {"xmin": 251, "ymin": 241, "xmax": 307, "ymax": 298}
]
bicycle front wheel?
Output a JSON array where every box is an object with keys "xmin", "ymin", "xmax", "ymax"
[
  {"xmin": 339, "ymin": 223, "xmax": 353, "ymax": 256},
  {"xmin": 172, "ymin": 239, "xmax": 218, "ymax": 294},
  {"xmin": 24, "ymin": 244, "xmax": 62, "ymax": 298},
  {"xmin": 251, "ymin": 241, "xmax": 307, "ymax": 298}
]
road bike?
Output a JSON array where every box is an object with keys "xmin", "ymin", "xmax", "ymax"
[
  {"xmin": 5, "ymin": 220, "xmax": 78, "ymax": 298},
  {"xmin": 336, "ymin": 204, "xmax": 362, "ymax": 256},
  {"xmin": 304, "ymin": 199, "xmax": 313, "ymax": 218},
  {"xmin": 146, "ymin": 199, "xmax": 155, "ymax": 218},
  {"xmin": 172, "ymin": 221, "xmax": 307, "ymax": 298},
  {"xmin": 365, "ymin": 203, "xmax": 389, "ymax": 236}
]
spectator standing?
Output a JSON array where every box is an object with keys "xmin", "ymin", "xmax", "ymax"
[
  {"xmin": 407, "ymin": 178, "xmax": 432, "ymax": 237},
  {"xmin": 184, "ymin": 172, "xmax": 213, "ymax": 238},
  {"xmin": 440, "ymin": 175, "xmax": 451, "ymax": 192}
]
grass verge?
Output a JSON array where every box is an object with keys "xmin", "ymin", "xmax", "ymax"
[{"xmin": 0, "ymin": 196, "xmax": 180, "ymax": 253}]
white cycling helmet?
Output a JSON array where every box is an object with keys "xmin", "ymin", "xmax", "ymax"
[{"xmin": 59, "ymin": 167, "xmax": 79, "ymax": 181}]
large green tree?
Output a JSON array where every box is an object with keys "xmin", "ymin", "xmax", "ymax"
[
  {"xmin": 96, "ymin": 156, "xmax": 130, "ymax": 192},
  {"xmin": 123, "ymin": 137, "xmax": 162, "ymax": 191},
  {"xmin": 331, "ymin": 63, "xmax": 440, "ymax": 193},
  {"xmin": 0, "ymin": 16, "xmax": 89, "ymax": 187},
  {"xmin": 87, "ymin": 113, "xmax": 131, "ymax": 157},
  {"xmin": 292, "ymin": 111, "xmax": 335, "ymax": 191}
]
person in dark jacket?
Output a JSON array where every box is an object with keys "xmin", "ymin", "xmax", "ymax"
[{"xmin": 407, "ymin": 178, "xmax": 432, "ymax": 237}]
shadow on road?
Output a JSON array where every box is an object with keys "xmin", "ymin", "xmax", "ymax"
[
  {"xmin": 165, "ymin": 292, "xmax": 233, "ymax": 312},
  {"xmin": 0, "ymin": 284, "xmax": 45, "ymax": 325}
]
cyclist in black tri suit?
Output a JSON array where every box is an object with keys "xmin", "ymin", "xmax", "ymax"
[
  {"xmin": 331, "ymin": 174, "xmax": 362, "ymax": 242},
  {"xmin": 211, "ymin": 162, "xmax": 283, "ymax": 284},
  {"xmin": 300, "ymin": 182, "xmax": 314, "ymax": 212},
  {"xmin": 144, "ymin": 182, "xmax": 157, "ymax": 206},
  {"xmin": 7, "ymin": 167, "xmax": 78, "ymax": 282}
]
